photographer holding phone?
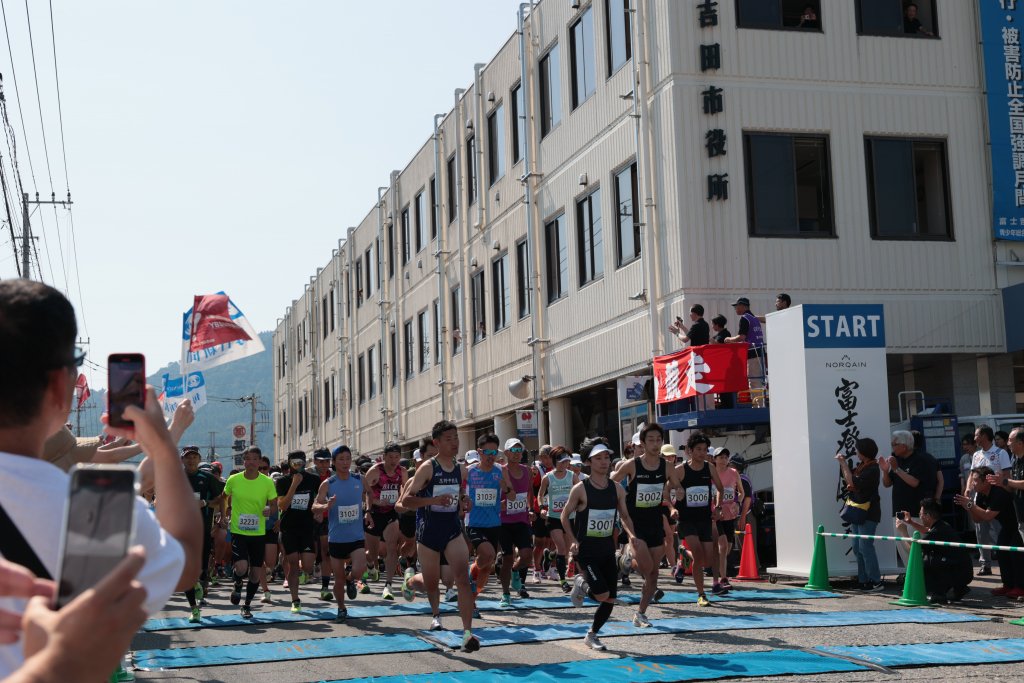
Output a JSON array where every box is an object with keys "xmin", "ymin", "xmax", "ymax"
[{"xmin": 0, "ymin": 279, "xmax": 201, "ymax": 679}]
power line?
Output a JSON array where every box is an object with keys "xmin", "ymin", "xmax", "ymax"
[
  {"xmin": 21, "ymin": 0, "xmax": 53, "ymax": 192},
  {"xmin": 46, "ymin": 0, "xmax": 67, "ymax": 191},
  {"xmin": 0, "ymin": 0, "xmax": 38, "ymax": 190}
]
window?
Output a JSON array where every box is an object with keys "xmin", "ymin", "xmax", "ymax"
[
  {"xmin": 322, "ymin": 296, "xmax": 328, "ymax": 339},
  {"xmin": 614, "ymin": 162, "xmax": 640, "ymax": 266},
  {"xmin": 545, "ymin": 213, "xmax": 568, "ymax": 303},
  {"xmin": 347, "ymin": 362, "xmax": 353, "ymax": 409},
  {"xmin": 511, "ymin": 83, "xmax": 525, "ymax": 164},
  {"xmin": 415, "ymin": 191, "xmax": 427, "ymax": 254},
  {"xmin": 433, "ymin": 299, "xmax": 441, "ymax": 364},
  {"xmin": 324, "ymin": 379, "xmax": 330, "ymax": 422},
  {"xmin": 451, "ymin": 286, "xmax": 463, "ymax": 354},
  {"xmin": 388, "ymin": 218, "xmax": 396, "ymax": 279},
  {"xmin": 364, "ymin": 246, "xmax": 374, "ymax": 298},
  {"xmin": 404, "ymin": 320, "xmax": 415, "ymax": 378},
  {"xmin": 447, "ymin": 154, "xmax": 458, "ymax": 224},
  {"xmin": 390, "ymin": 330, "xmax": 397, "ymax": 386},
  {"xmin": 368, "ymin": 345, "xmax": 376, "ymax": 398},
  {"xmin": 737, "ymin": 0, "xmax": 823, "ymax": 31},
  {"xmin": 466, "ymin": 134, "xmax": 478, "ymax": 205},
  {"xmin": 281, "ymin": 410, "xmax": 286, "ymax": 442},
  {"xmin": 856, "ymin": 0, "xmax": 937, "ymax": 37},
  {"xmin": 865, "ymin": 137, "xmax": 951, "ymax": 240},
  {"xmin": 516, "ymin": 238, "xmax": 531, "ymax": 319},
  {"xmin": 375, "ymin": 238, "xmax": 381, "ymax": 289},
  {"xmin": 577, "ymin": 189, "xmax": 603, "ymax": 285},
  {"xmin": 743, "ymin": 134, "xmax": 834, "ymax": 237},
  {"xmin": 570, "ymin": 7, "xmax": 596, "ymax": 109},
  {"xmin": 417, "ymin": 309, "xmax": 430, "ymax": 371},
  {"xmin": 606, "ymin": 0, "xmax": 632, "ymax": 73},
  {"xmin": 539, "ymin": 44, "xmax": 562, "ymax": 137},
  {"xmin": 354, "ymin": 258, "xmax": 363, "ymax": 307},
  {"xmin": 492, "ymin": 252, "xmax": 510, "ymax": 332},
  {"xmin": 401, "ymin": 207, "xmax": 411, "ymax": 265},
  {"xmin": 357, "ymin": 354, "xmax": 365, "ymax": 404},
  {"xmin": 345, "ymin": 269, "xmax": 352, "ymax": 316},
  {"xmin": 471, "ymin": 270, "xmax": 486, "ymax": 342},
  {"xmin": 330, "ymin": 374, "xmax": 336, "ymax": 418},
  {"xmin": 487, "ymin": 104, "xmax": 506, "ymax": 186},
  {"xmin": 429, "ymin": 176, "xmax": 438, "ymax": 240},
  {"xmin": 329, "ymin": 288, "xmax": 335, "ymax": 332}
]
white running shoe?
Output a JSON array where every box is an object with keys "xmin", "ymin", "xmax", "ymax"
[
  {"xmin": 632, "ymin": 611, "xmax": 652, "ymax": 628},
  {"xmin": 444, "ymin": 586, "xmax": 458, "ymax": 602},
  {"xmin": 570, "ymin": 574, "xmax": 588, "ymax": 608},
  {"xmin": 430, "ymin": 615, "xmax": 444, "ymax": 631},
  {"xmin": 583, "ymin": 631, "xmax": 606, "ymax": 651}
]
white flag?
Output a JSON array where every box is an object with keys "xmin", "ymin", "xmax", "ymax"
[
  {"xmin": 181, "ymin": 293, "xmax": 264, "ymax": 371},
  {"xmin": 159, "ymin": 371, "xmax": 208, "ymax": 421}
]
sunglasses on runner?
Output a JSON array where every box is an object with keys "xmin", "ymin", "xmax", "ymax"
[
  {"xmin": 509, "ymin": 447, "xmax": 524, "ymax": 453},
  {"xmin": 482, "ymin": 449, "xmax": 499, "ymax": 456}
]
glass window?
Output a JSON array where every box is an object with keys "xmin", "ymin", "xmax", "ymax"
[
  {"xmin": 357, "ymin": 354, "xmax": 365, "ymax": 404},
  {"xmin": 492, "ymin": 252, "xmax": 510, "ymax": 332},
  {"xmin": 743, "ymin": 133, "xmax": 834, "ymax": 237},
  {"xmin": 415, "ymin": 191, "xmax": 427, "ymax": 254},
  {"xmin": 390, "ymin": 330, "xmax": 397, "ymax": 387},
  {"xmin": 368, "ymin": 345, "xmax": 376, "ymax": 399},
  {"xmin": 329, "ymin": 289, "xmax": 335, "ymax": 331},
  {"xmin": 865, "ymin": 137, "xmax": 951, "ymax": 240},
  {"xmin": 388, "ymin": 219, "xmax": 396, "ymax": 279},
  {"xmin": 516, "ymin": 238, "xmax": 531, "ymax": 319},
  {"xmin": 404, "ymin": 320, "xmax": 415, "ymax": 379},
  {"xmin": 570, "ymin": 8, "xmax": 596, "ymax": 109},
  {"xmin": 430, "ymin": 176, "xmax": 438, "ymax": 240},
  {"xmin": 471, "ymin": 270, "xmax": 486, "ymax": 343},
  {"xmin": 466, "ymin": 134, "xmax": 478, "ymax": 206},
  {"xmin": 451, "ymin": 286, "xmax": 463, "ymax": 355},
  {"xmin": 614, "ymin": 162, "xmax": 640, "ymax": 266},
  {"xmin": 737, "ymin": 0, "xmax": 822, "ymax": 30},
  {"xmin": 324, "ymin": 379, "xmax": 330, "ymax": 422},
  {"xmin": 545, "ymin": 213, "xmax": 568, "ymax": 303},
  {"xmin": 511, "ymin": 83, "xmax": 525, "ymax": 164},
  {"xmin": 417, "ymin": 310, "xmax": 430, "ymax": 371},
  {"xmin": 354, "ymin": 259, "xmax": 363, "ymax": 307},
  {"xmin": 577, "ymin": 189, "xmax": 604, "ymax": 285},
  {"xmin": 348, "ymin": 362, "xmax": 353, "ymax": 409},
  {"xmin": 364, "ymin": 246, "xmax": 374, "ymax": 298},
  {"xmin": 322, "ymin": 296, "xmax": 329, "ymax": 339},
  {"xmin": 856, "ymin": 0, "xmax": 937, "ymax": 37},
  {"xmin": 401, "ymin": 207, "xmax": 411, "ymax": 265},
  {"xmin": 433, "ymin": 299, "xmax": 441, "ymax": 364},
  {"xmin": 488, "ymin": 104, "xmax": 506, "ymax": 186},
  {"xmin": 540, "ymin": 44, "xmax": 562, "ymax": 137},
  {"xmin": 606, "ymin": 0, "xmax": 632, "ymax": 73},
  {"xmin": 447, "ymin": 155, "xmax": 458, "ymax": 224}
]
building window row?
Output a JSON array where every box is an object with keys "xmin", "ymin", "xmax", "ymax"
[{"xmin": 736, "ymin": 0, "xmax": 938, "ymax": 37}]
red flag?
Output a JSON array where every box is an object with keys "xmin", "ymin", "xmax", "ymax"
[
  {"xmin": 653, "ymin": 344, "xmax": 748, "ymax": 404},
  {"xmin": 74, "ymin": 373, "xmax": 90, "ymax": 408},
  {"xmin": 189, "ymin": 294, "xmax": 252, "ymax": 352}
]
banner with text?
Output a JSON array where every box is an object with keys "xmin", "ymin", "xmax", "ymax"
[
  {"xmin": 159, "ymin": 371, "xmax": 208, "ymax": 421},
  {"xmin": 181, "ymin": 293, "xmax": 264, "ymax": 371},
  {"xmin": 652, "ymin": 344, "xmax": 747, "ymax": 404}
]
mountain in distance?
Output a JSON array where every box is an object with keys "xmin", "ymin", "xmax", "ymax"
[{"xmin": 74, "ymin": 331, "xmax": 276, "ymax": 463}]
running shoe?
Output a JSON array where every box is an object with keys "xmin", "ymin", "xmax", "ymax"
[
  {"xmin": 518, "ymin": 587, "xmax": 531, "ymax": 599},
  {"xmin": 570, "ymin": 574, "xmax": 588, "ymax": 608},
  {"xmin": 711, "ymin": 583, "xmax": 727, "ymax": 596},
  {"xmin": 282, "ymin": 578, "xmax": 290, "ymax": 590},
  {"xmin": 462, "ymin": 630, "xmax": 480, "ymax": 653},
  {"xmin": 346, "ymin": 580, "xmax": 357, "ymax": 600},
  {"xmin": 229, "ymin": 589, "xmax": 241, "ymax": 606},
  {"xmin": 382, "ymin": 584, "xmax": 395, "ymax": 601},
  {"xmin": 951, "ymin": 586, "xmax": 971, "ymax": 602},
  {"xmin": 560, "ymin": 580, "xmax": 571, "ymax": 593},
  {"xmin": 511, "ymin": 571, "xmax": 522, "ymax": 592},
  {"xmin": 368, "ymin": 567, "xmax": 380, "ymax": 582},
  {"xmin": 927, "ymin": 592, "xmax": 949, "ymax": 605},
  {"xmin": 721, "ymin": 577, "xmax": 732, "ymax": 588},
  {"xmin": 697, "ymin": 593, "xmax": 711, "ymax": 607},
  {"xmin": 402, "ymin": 568, "xmax": 416, "ymax": 602},
  {"xmin": 863, "ymin": 582, "xmax": 885, "ymax": 593},
  {"xmin": 290, "ymin": 600, "xmax": 302, "ymax": 614},
  {"xmin": 653, "ymin": 588, "xmax": 665, "ymax": 602},
  {"xmin": 320, "ymin": 589, "xmax": 334, "ymax": 601},
  {"xmin": 198, "ymin": 598, "xmax": 208, "ymax": 608},
  {"xmin": 429, "ymin": 615, "xmax": 444, "ymax": 631},
  {"xmin": 334, "ymin": 607, "xmax": 348, "ymax": 623},
  {"xmin": 992, "ymin": 586, "xmax": 1013, "ymax": 597},
  {"xmin": 620, "ymin": 576, "xmax": 632, "ymax": 588},
  {"xmin": 542, "ymin": 549, "xmax": 552, "ymax": 572},
  {"xmin": 672, "ymin": 565, "xmax": 686, "ymax": 584},
  {"xmin": 298, "ymin": 572, "xmax": 309, "ymax": 586},
  {"xmin": 444, "ymin": 586, "xmax": 458, "ymax": 602},
  {"xmin": 240, "ymin": 605, "xmax": 253, "ymax": 619},
  {"xmin": 499, "ymin": 593, "xmax": 512, "ymax": 608},
  {"xmin": 261, "ymin": 590, "xmax": 272, "ymax": 604},
  {"xmin": 632, "ymin": 611, "xmax": 652, "ymax": 628},
  {"xmin": 978, "ymin": 565, "xmax": 993, "ymax": 576},
  {"xmin": 188, "ymin": 608, "xmax": 201, "ymax": 624},
  {"xmin": 547, "ymin": 567, "xmax": 560, "ymax": 581},
  {"xmin": 193, "ymin": 582, "xmax": 204, "ymax": 602},
  {"xmin": 531, "ymin": 570, "xmax": 542, "ymax": 584},
  {"xmin": 618, "ymin": 545, "xmax": 634, "ymax": 575},
  {"xmin": 210, "ymin": 576, "xmax": 220, "ymax": 586},
  {"xmin": 583, "ymin": 631, "xmax": 606, "ymax": 651},
  {"xmin": 358, "ymin": 580, "xmax": 371, "ymax": 594}
]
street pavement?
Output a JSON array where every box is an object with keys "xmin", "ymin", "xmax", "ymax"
[{"xmin": 130, "ymin": 569, "xmax": 1024, "ymax": 683}]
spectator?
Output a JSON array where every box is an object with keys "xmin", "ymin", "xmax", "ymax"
[
  {"xmin": 757, "ymin": 293, "xmax": 792, "ymax": 324},
  {"xmin": 881, "ymin": 430, "xmax": 939, "ymax": 565},
  {"xmin": 996, "ymin": 430, "xmax": 1010, "ymax": 453},
  {"xmin": 903, "ymin": 3, "xmax": 933, "ymax": 36},
  {"xmin": 836, "ymin": 438, "xmax": 882, "ymax": 591},
  {"xmin": 796, "ymin": 5, "xmax": 818, "ymax": 29},
  {"xmin": 0, "ymin": 279, "xmax": 201, "ymax": 678},
  {"xmin": 725, "ymin": 297, "xmax": 766, "ymax": 402},
  {"xmin": 986, "ymin": 426, "xmax": 1024, "ymax": 562},
  {"xmin": 896, "ymin": 498, "xmax": 971, "ymax": 604},
  {"xmin": 957, "ymin": 467, "xmax": 1024, "ymax": 599},
  {"xmin": 669, "ymin": 304, "xmax": 710, "ymax": 347},
  {"xmin": 710, "ymin": 315, "xmax": 731, "ymax": 344},
  {"xmin": 969, "ymin": 425, "xmax": 1011, "ymax": 575},
  {"xmin": 959, "ymin": 435, "xmax": 976, "ymax": 493},
  {"xmin": 912, "ymin": 430, "xmax": 945, "ymax": 502}
]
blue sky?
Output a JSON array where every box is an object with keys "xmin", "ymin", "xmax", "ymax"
[{"xmin": 1, "ymin": 0, "xmax": 525, "ymax": 389}]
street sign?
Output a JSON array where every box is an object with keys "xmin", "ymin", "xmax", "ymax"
[
  {"xmin": 232, "ymin": 424, "xmax": 247, "ymax": 440},
  {"xmin": 516, "ymin": 409, "xmax": 537, "ymax": 438}
]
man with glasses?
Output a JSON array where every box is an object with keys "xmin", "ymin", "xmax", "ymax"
[
  {"xmin": 498, "ymin": 438, "xmax": 534, "ymax": 606},
  {"xmin": 883, "ymin": 430, "xmax": 939, "ymax": 567},
  {"xmin": 466, "ymin": 434, "xmax": 516, "ymax": 599},
  {"xmin": 181, "ymin": 445, "xmax": 225, "ymax": 622}
]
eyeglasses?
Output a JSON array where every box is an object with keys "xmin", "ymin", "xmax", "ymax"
[
  {"xmin": 60, "ymin": 346, "xmax": 86, "ymax": 370},
  {"xmin": 509, "ymin": 447, "xmax": 524, "ymax": 453},
  {"xmin": 482, "ymin": 449, "xmax": 499, "ymax": 456}
]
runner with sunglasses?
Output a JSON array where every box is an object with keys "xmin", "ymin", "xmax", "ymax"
[
  {"xmin": 498, "ymin": 437, "xmax": 534, "ymax": 605},
  {"xmin": 466, "ymin": 434, "xmax": 516, "ymax": 598}
]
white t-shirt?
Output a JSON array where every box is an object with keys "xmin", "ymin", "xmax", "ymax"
[
  {"xmin": 0, "ymin": 452, "xmax": 185, "ymax": 678},
  {"xmin": 972, "ymin": 445, "xmax": 1011, "ymax": 472}
]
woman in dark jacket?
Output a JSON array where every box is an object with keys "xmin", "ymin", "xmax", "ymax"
[{"xmin": 835, "ymin": 438, "xmax": 882, "ymax": 590}]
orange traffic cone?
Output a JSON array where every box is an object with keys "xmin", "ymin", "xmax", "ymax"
[{"xmin": 734, "ymin": 523, "xmax": 760, "ymax": 581}]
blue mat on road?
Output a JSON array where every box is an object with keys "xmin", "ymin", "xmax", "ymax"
[
  {"xmin": 143, "ymin": 587, "xmax": 838, "ymax": 631},
  {"xmin": 818, "ymin": 637, "xmax": 1024, "ymax": 667},
  {"xmin": 326, "ymin": 649, "xmax": 866, "ymax": 683},
  {"xmin": 425, "ymin": 608, "xmax": 985, "ymax": 648},
  {"xmin": 132, "ymin": 633, "xmax": 434, "ymax": 670}
]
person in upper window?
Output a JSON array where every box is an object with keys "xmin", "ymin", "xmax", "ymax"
[
  {"xmin": 903, "ymin": 3, "xmax": 933, "ymax": 36},
  {"xmin": 796, "ymin": 5, "xmax": 818, "ymax": 29}
]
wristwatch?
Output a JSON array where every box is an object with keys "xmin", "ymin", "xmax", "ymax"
[{"xmin": 966, "ymin": 501, "xmax": 975, "ymax": 510}]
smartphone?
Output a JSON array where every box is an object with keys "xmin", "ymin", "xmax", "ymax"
[
  {"xmin": 108, "ymin": 353, "xmax": 146, "ymax": 427},
  {"xmin": 53, "ymin": 465, "xmax": 137, "ymax": 608}
]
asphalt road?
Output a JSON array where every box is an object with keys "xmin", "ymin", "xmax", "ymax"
[{"xmin": 130, "ymin": 569, "xmax": 1024, "ymax": 683}]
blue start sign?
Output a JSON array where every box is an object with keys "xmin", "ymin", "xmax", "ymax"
[{"xmin": 802, "ymin": 304, "xmax": 885, "ymax": 349}]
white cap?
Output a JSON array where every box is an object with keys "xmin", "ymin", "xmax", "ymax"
[
  {"xmin": 570, "ymin": 453, "xmax": 583, "ymax": 465},
  {"xmin": 412, "ymin": 448, "xmax": 422, "ymax": 461},
  {"xmin": 504, "ymin": 437, "xmax": 524, "ymax": 450},
  {"xmin": 557, "ymin": 452, "xmax": 572, "ymax": 463},
  {"xmin": 631, "ymin": 429, "xmax": 642, "ymax": 446},
  {"xmin": 465, "ymin": 450, "xmax": 480, "ymax": 465},
  {"xmin": 589, "ymin": 444, "xmax": 615, "ymax": 459}
]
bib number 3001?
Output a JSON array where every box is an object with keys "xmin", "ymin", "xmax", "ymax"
[{"xmin": 585, "ymin": 509, "xmax": 615, "ymax": 538}]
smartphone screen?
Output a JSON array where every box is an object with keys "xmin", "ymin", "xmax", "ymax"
[
  {"xmin": 108, "ymin": 353, "xmax": 145, "ymax": 427},
  {"xmin": 55, "ymin": 467, "xmax": 136, "ymax": 608}
]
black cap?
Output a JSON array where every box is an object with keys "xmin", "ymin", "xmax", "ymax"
[
  {"xmin": 731, "ymin": 297, "xmax": 750, "ymax": 307},
  {"xmin": 180, "ymin": 445, "xmax": 201, "ymax": 456},
  {"xmin": 313, "ymin": 448, "xmax": 332, "ymax": 460},
  {"xmin": 384, "ymin": 442, "xmax": 401, "ymax": 454}
]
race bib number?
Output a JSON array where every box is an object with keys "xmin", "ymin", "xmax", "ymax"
[
  {"xmin": 685, "ymin": 486, "xmax": 710, "ymax": 508},
  {"xmin": 237, "ymin": 514, "xmax": 260, "ymax": 531},
  {"xmin": 722, "ymin": 487, "xmax": 736, "ymax": 503},
  {"xmin": 336, "ymin": 504, "xmax": 360, "ymax": 524},
  {"xmin": 194, "ymin": 491, "xmax": 201, "ymax": 500},
  {"xmin": 475, "ymin": 488, "xmax": 498, "ymax": 507},
  {"xmin": 380, "ymin": 489, "xmax": 399, "ymax": 505},
  {"xmin": 291, "ymin": 492, "xmax": 311, "ymax": 511},
  {"xmin": 585, "ymin": 508, "xmax": 615, "ymax": 538},
  {"xmin": 506, "ymin": 493, "xmax": 528, "ymax": 514},
  {"xmin": 635, "ymin": 483, "xmax": 663, "ymax": 508},
  {"xmin": 431, "ymin": 484, "xmax": 460, "ymax": 512},
  {"xmin": 670, "ymin": 488, "xmax": 678, "ymax": 504},
  {"xmin": 551, "ymin": 495, "xmax": 568, "ymax": 514}
]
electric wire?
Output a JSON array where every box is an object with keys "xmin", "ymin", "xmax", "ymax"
[{"xmin": 46, "ymin": 0, "xmax": 67, "ymax": 191}]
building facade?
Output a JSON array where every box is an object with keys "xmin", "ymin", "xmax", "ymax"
[{"xmin": 274, "ymin": 0, "xmax": 1021, "ymax": 463}]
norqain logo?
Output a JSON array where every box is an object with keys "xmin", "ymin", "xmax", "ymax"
[{"xmin": 824, "ymin": 354, "xmax": 868, "ymax": 369}]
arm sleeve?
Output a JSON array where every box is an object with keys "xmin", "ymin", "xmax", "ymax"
[{"xmin": 132, "ymin": 497, "xmax": 186, "ymax": 616}]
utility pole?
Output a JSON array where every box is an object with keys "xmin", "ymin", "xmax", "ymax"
[
  {"xmin": 247, "ymin": 394, "xmax": 257, "ymax": 447},
  {"xmin": 22, "ymin": 191, "xmax": 73, "ymax": 279},
  {"xmin": 209, "ymin": 431, "xmax": 217, "ymax": 460}
]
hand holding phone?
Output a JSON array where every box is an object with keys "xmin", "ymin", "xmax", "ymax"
[{"xmin": 107, "ymin": 354, "xmax": 145, "ymax": 428}]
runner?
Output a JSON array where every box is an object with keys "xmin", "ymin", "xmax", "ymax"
[
  {"xmin": 466, "ymin": 434, "xmax": 516, "ymax": 598},
  {"xmin": 713, "ymin": 447, "xmax": 744, "ymax": 590},
  {"xmin": 397, "ymin": 420, "xmax": 480, "ymax": 652},
  {"xmin": 363, "ymin": 442, "xmax": 408, "ymax": 600},
  {"xmin": 312, "ymin": 445, "xmax": 367, "ymax": 623},
  {"xmin": 312, "ymin": 448, "xmax": 335, "ymax": 601},
  {"xmin": 530, "ymin": 445, "xmax": 554, "ymax": 583},
  {"xmin": 276, "ymin": 450, "xmax": 323, "ymax": 613},
  {"xmin": 536, "ymin": 447, "xmax": 578, "ymax": 592},
  {"xmin": 673, "ymin": 433, "xmax": 724, "ymax": 606},
  {"xmin": 223, "ymin": 446, "xmax": 278, "ymax": 619},
  {"xmin": 499, "ymin": 437, "xmax": 534, "ymax": 605},
  {"xmin": 611, "ymin": 423, "xmax": 675, "ymax": 627},
  {"xmin": 561, "ymin": 442, "xmax": 637, "ymax": 651},
  {"xmin": 181, "ymin": 445, "xmax": 225, "ymax": 623},
  {"xmin": 259, "ymin": 468, "xmax": 281, "ymax": 604}
]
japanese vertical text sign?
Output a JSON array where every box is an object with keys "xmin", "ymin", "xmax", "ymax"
[
  {"xmin": 767, "ymin": 305, "xmax": 896, "ymax": 579},
  {"xmin": 981, "ymin": 1, "xmax": 1024, "ymax": 240}
]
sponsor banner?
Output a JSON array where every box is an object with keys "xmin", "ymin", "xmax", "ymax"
[
  {"xmin": 516, "ymin": 409, "xmax": 538, "ymax": 438},
  {"xmin": 652, "ymin": 344, "xmax": 747, "ymax": 404},
  {"xmin": 159, "ymin": 371, "xmax": 208, "ymax": 421}
]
